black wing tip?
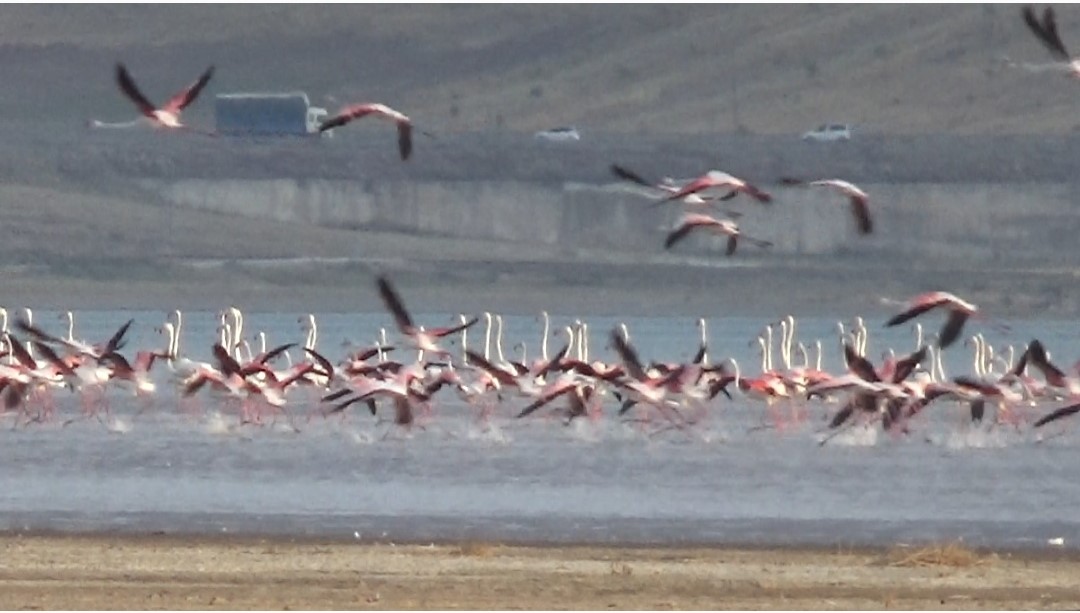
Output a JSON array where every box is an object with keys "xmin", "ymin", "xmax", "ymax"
[{"xmin": 398, "ymin": 122, "xmax": 413, "ymax": 160}]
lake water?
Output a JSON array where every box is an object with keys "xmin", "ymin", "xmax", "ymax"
[{"xmin": 1, "ymin": 308, "xmax": 1078, "ymax": 551}]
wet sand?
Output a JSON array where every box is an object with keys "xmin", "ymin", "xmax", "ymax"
[{"xmin": 0, "ymin": 535, "xmax": 1078, "ymax": 610}]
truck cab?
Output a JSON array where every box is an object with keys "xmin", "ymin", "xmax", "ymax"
[{"xmin": 307, "ymin": 106, "xmax": 332, "ymax": 137}]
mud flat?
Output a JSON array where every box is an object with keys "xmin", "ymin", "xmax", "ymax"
[{"xmin": 0, "ymin": 535, "xmax": 1078, "ymax": 610}]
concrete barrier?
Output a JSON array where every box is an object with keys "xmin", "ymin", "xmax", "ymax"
[{"xmin": 142, "ymin": 177, "xmax": 1080, "ymax": 265}]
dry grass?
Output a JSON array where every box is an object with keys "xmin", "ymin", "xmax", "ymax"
[
  {"xmin": 452, "ymin": 540, "xmax": 500, "ymax": 558},
  {"xmin": 882, "ymin": 541, "xmax": 996, "ymax": 569}
]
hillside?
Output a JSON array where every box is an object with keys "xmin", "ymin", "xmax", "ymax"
[
  {"xmin": 0, "ymin": 5, "xmax": 1079, "ymax": 317},
  {"xmin": 0, "ymin": 5, "xmax": 1078, "ymax": 136}
]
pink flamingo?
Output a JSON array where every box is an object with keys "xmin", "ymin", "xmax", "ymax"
[
  {"xmin": 610, "ymin": 164, "xmax": 740, "ymax": 208},
  {"xmin": 115, "ymin": 63, "xmax": 215, "ymax": 131},
  {"xmin": 780, "ymin": 178, "xmax": 873, "ymax": 235},
  {"xmin": 319, "ymin": 103, "xmax": 416, "ymax": 160},
  {"xmin": 377, "ymin": 275, "xmax": 478, "ymax": 358},
  {"xmin": 885, "ymin": 291, "xmax": 993, "ymax": 349},
  {"xmin": 1020, "ymin": 5, "xmax": 1080, "ymax": 78},
  {"xmin": 659, "ymin": 170, "xmax": 772, "ymax": 205},
  {"xmin": 664, "ymin": 212, "xmax": 772, "ymax": 255}
]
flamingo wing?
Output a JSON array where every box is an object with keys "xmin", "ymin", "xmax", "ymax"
[
  {"xmin": 850, "ymin": 194, "xmax": 873, "ymax": 235},
  {"xmin": 844, "ymin": 342, "xmax": 880, "ymax": 383},
  {"xmin": 464, "ymin": 350, "xmax": 518, "ymax": 387},
  {"xmin": 115, "ymin": 64, "xmax": 158, "ymax": 118},
  {"xmin": 664, "ymin": 220, "xmax": 702, "ymax": 250},
  {"xmin": 100, "ymin": 351, "xmax": 136, "ymax": 379},
  {"xmin": 428, "ymin": 316, "xmax": 479, "ymax": 339},
  {"xmin": 318, "ymin": 112, "xmax": 355, "ymax": 132},
  {"xmin": 885, "ymin": 300, "xmax": 945, "ymax": 327},
  {"xmin": 396, "ymin": 120, "xmax": 413, "ymax": 160},
  {"xmin": 31, "ymin": 342, "xmax": 77, "ymax": 378},
  {"xmin": 257, "ymin": 342, "xmax": 297, "ymax": 365},
  {"xmin": 610, "ymin": 328, "xmax": 648, "ymax": 381},
  {"xmin": 610, "ymin": 164, "xmax": 656, "ymax": 188},
  {"xmin": 1033, "ymin": 400, "xmax": 1080, "ymax": 428},
  {"xmin": 937, "ymin": 310, "xmax": 970, "ymax": 349},
  {"xmin": 376, "ymin": 276, "xmax": 415, "ymax": 333},
  {"xmin": 1026, "ymin": 339, "xmax": 1068, "ymax": 387},
  {"xmin": 303, "ymin": 347, "xmax": 336, "ymax": 379},
  {"xmin": 891, "ymin": 346, "xmax": 928, "ymax": 383},
  {"xmin": 516, "ymin": 381, "xmax": 574, "ymax": 418},
  {"xmin": 1023, "ymin": 5, "xmax": 1071, "ymax": 61},
  {"xmin": 5, "ymin": 335, "xmax": 37, "ymax": 370},
  {"xmin": 162, "ymin": 65, "xmax": 215, "ymax": 113},
  {"xmin": 211, "ymin": 343, "xmax": 242, "ymax": 377},
  {"xmin": 14, "ymin": 319, "xmax": 66, "ymax": 348},
  {"xmin": 104, "ymin": 318, "xmax": 135, "ymax": 354},
  {"xmin": 662, "ymin": 176, "xmax": 714, "ymax": 202},
  {"xmin": 325, "ymin": 391, "xmax": 380, "ymax": 416},
  {"xmin": 742, "ymin": 182, "xmax": 773, "ymax": 203}
]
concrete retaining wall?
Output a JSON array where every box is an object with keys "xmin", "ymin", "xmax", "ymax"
[{"xmin": 143, "ymin": 178, "xmax": 1080, "ymax": 265}]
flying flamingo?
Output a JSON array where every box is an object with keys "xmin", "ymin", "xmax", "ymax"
[
  {"xmin": 885, "ymin": 291, "xmax": 1003, "ymax": 350},
  {"xmin": 780, "ymin": 178, "xmax": 874, "ymax": 235},
  {"xmin": 1018, "ymin": 5, "xmax": 1080, "ymax": 78},
  {"xmin": 658, "ymin": 170, "xmax": 772, "ymax": 205},
  {"xmin": 318, "ymin": 103, "xmax": 416, "ymax": 160},
  {"xmin": 609, "ymin": 164, "xmax": 740, "ymax": 208},
  {"xmin": 115, "ymin": 63, "xmax": 215, "ymax": 131},
  {"xmin": 376, "ymin": 275, "xmax": 478, "ymax": 358},
  {"xmin": 664, "ymin": 212, "xmax": 773, "ymax": 255}
]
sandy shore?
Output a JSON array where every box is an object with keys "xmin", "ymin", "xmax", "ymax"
[{"xmin": 0, "ymin": 535, "xmax": 1077, "ymax": 610}]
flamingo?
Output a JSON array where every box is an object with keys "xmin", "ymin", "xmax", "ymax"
[
  {"xmin": 780, "ymin": 178, "xmax": 873, "ymax": 235},
  {"xmin": 318, "ymin": 103, "xmax": 415, "ymax": 160},
  {"xmin": 1018, "ymin": 5, "xmax": 1080, "ymax": 78},
  {"xmin": 658, "ymin": 170, "xmax": 772, "ymax": 205},
  {"xmin": 115, "ymin": 63, "xmax": 215, "ymax": 131},
  {"xmin": 609, "ymin": 164, "xmax": 740, "ymax": 208},
  {"xmin": 664, "ymin": 212, "xmax": 773, "ymax": 255},
  {"xmin": 376, "ymin": 275, "xmax": 478, "ymax": 358},
  {"xmin": 884, "ymin": 291, "xmax": 995, "ymax": 350},
  {"xmin": 17, "ymin": 314, "xmax": 133, "ymax": 362}
]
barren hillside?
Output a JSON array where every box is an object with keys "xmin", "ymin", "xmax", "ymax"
[
  {"xmin": 0, "ymin": 5, "xmax": 1078, "ymax": 316},
  {"xmin": 0, "ymin": 5, "xmax": 1077, "ymax": 135}
]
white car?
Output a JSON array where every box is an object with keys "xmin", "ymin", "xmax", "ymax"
[
  {"xmin": 801, "ymin": 123, "xmax": 852, "ymax": 142},
  {"xmin": 534, "ymin": 126, "xmax": 581, "ymax": 142}
]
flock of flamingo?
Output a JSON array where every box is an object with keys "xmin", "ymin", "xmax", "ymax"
[
  {"xmin": 0, "ymin": 276, "xmax": 1076, "ymax": 444},
  {"xmin": 50, "ymin": 7, "xmax": 1080, "ymax": 442}
]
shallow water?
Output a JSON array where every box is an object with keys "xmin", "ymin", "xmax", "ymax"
[{"xmin": 1, "ymin": 308, "xmax": 1079, "ymax": 550}]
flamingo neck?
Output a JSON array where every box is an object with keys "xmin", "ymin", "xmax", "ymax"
[
  {"xmin": 65, "ymin": 311, "xmax": 75, "ymax": 343},
  {"xmin": 483, "ymin": 313, "xmax": 493, "ymax": 362},
  {"xmin": 459, "ymin": 315, "xmax": 469, "ymax": 365},
  {"xmin": 698, "ymin": 318, "xmax": 709, "ymax": 366},
  {"xmin": 540, "ymin": 312, "xmax": 550, "ymax": 362},
  {"xmin": 495, "ymin": 315, "xmax": 507, "ymax": 365}
]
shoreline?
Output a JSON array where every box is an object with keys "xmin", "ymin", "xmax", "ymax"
[
  {"xmin": 2, "ymin": 533, "xmax": 1079, "ymax": 609},
  {"xmin": 4, "ymin": 256, "xmax": 1080, "ymax": 319},
  {"xmin": 4, "ymin": 529, "xmax": 1080, "ymax": 561}
]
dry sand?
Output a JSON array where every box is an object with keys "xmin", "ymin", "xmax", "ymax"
[{"xmin": 0, "ymin": 535, "xmax": 1078, "ymax": 610}]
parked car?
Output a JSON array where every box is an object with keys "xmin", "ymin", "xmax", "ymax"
[
  {"xmin": 534, "ymin": 126, "xmax": 581, "ymax": 142},
  {"xmin": 801, "ymin": 123, "xmax": 852, "ymax": 142}
]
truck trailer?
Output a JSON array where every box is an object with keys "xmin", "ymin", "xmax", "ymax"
[{"xmin": 214, "ymin": 92, "xmax": 331, "ymax": 137}]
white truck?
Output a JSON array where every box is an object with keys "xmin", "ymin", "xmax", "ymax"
[{"xmin": 214, "ymin": 91, "xmax": 332, "ymax": 137}]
